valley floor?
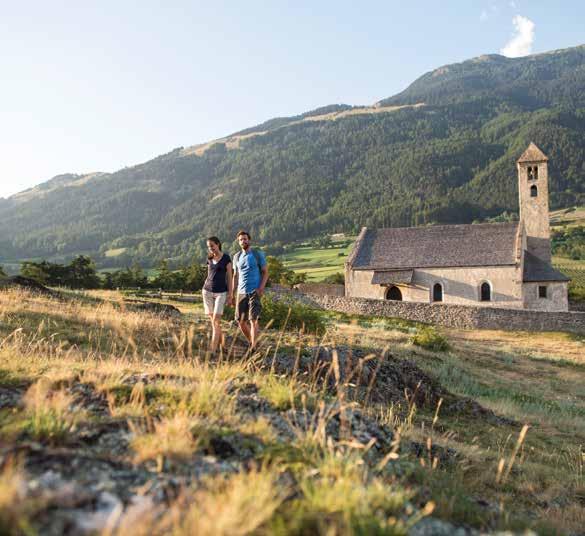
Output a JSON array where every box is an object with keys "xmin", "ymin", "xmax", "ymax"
[{"xmin": 1, "ymin": 288, "xmax": 584, "ymax": 534}]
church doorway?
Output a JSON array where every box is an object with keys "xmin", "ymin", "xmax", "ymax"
[
  {"xmin": 432, "ymin": 283, "xmax": 443, "ymax": 302},
  {"xmin": 385, "ymin": 286, "xmax": 402, "ymax": 301}
]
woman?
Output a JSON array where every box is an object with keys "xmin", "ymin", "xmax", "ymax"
[{"xmin": 202, "ymin": 236, "xmax": 233, "ymax": 353}]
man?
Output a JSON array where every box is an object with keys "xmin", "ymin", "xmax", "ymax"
[{"xmin": 232, "ymin": 230, "xmax": 268, "ymax": 350}]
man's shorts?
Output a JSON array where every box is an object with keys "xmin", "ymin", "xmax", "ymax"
[
  {"xmin": 202, "ymin": 290, "xmax": 228, "ymax": 316},
  {"xmin": 235, "ymin": 291, "xmax": 262, "ymax": 321}
]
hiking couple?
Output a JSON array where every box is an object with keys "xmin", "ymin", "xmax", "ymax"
[{"xmin": 202, "ymin": 230, "xmax": 268, "ymax": 353}]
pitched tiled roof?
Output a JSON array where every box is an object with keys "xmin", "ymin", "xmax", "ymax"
[
  {"xmin": 517, "ymin": 142, "xmax": 548, "ymax": 163},
  {"xmin": 371, "ymin": 270, "xmax": 414, "ymax": 285},
  {"xmin": 349, "ymin": 222, "xmax": 520, "ymax": 270},
  {"xmin": 523, "ymin": 252, "xmax": 570, "ymax": 282}
]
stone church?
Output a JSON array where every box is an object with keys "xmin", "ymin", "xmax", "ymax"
[{"xmin": 345, "ymin": 143, "xmax": 570, "ymax": 312}]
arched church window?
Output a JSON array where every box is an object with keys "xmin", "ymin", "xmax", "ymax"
[
  {"xmin": 480, "ymin": 282, "xmax": 491, "ymax": 301},
  {"xmin": 432, "ymin": 283, "xmax": 443, "ymax": 302},
  {"xmin": 386, "ymin": 286, "xmax": 402, "ymax": 301},
  {"xmin": 530, "ymin": 185, "xmax": 538, "ymax": 197}
]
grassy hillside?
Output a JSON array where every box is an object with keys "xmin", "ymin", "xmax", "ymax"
[
  {"xmin": 1, "ymin": 45, "xmax": 585, "ymax": 269},
  {"xmin": 1, "ymin": 287, "xmax": 585, "ymax": 533}
]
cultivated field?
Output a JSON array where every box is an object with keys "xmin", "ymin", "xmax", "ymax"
[
  {"xmin": 281, "ymin": 242, "xmax": 353, "ymax": 281},
  {"xmin": 550, "ymin": 205, "xmax": 585, "ymax": 227},
  {"xmin": 1, "ymin": 287, "xmax": 584, "ymax": 534}
]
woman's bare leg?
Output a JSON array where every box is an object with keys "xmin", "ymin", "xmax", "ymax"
[{"xmin": 209, "ymin": 314, "xmax": 223, "ymax": 352}]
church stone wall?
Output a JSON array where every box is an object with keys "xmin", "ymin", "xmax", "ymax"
[
  {"xmin": 523, "ymin": 282, "xmax": 569, "ymax": 312},
  {"xmin": 271, "ymin": 290, "xmax": 585, "ymax": 334},
  {"xmin": 346, "ymin": 265, "xmax": 524, "ymax": 309},
  {"xmin": 345, "ymin": 267, "xmax": 385, "ymax": 299},
  {"xmin": 294, "ymin": 283, "xmax": 345, "ymax": 296},
  {"xmin": 409, "ymin": 266, "xmax": 523, "ymax": 308}
]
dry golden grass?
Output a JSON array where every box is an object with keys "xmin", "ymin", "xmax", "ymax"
[
  {"xmin": 22, "ymin": 378, "xmax": 84, "ymax": 443},
  {"xmin": 129, "ymin": 412, "xmax": 201, "ymax": 466},
  {"xmin": 105, "ymin": 466, "xmax": 288, "ymax": 536},
  {"xmin": 0, "ymin": 461, "xmax": 30, "ymax": 533},
  {"xmin": 161, "ymin": 467, "xmax": 287, "ymax": 536},
  {"xmin": 2, "ymin": 287, "xmax": 585, "ymax": 533}
]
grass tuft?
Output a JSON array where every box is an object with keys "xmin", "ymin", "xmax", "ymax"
[
  {"xmin": 130, "ymin": 413, "xmax": 201, "ymax": 468},
  {"xmin": 156, "ymin": 466, "xmax": 286, "ymax": 535},
  {"xmin": 22, "ymin": 378, "xmax": 83, "ymax": 444}
]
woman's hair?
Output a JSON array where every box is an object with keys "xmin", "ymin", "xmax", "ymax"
[
  {"xmin": 207, "ymin": 236, "xmax": 222, "ymax": 250},
  {"xmin": 206, "ymin": 236, "xmax": 222, "ymax": 259}
]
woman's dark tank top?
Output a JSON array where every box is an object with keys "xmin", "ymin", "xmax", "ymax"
[{"xmin": 203, "ymin": 253, "xmax": 231, "ymax": 293}]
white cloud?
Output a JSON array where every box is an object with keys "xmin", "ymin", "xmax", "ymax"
[
  {"xmin": 480, "ymin": 9, "xmax": 489, "ymax": 21},
  {"xmin": 500, "ymin": 15, "xmax": 535, "ymax": 57}
]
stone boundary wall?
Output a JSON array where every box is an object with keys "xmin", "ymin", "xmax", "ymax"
[
  {"xmin": 293, "ymin": 283, "xmax": 345, "ymax": 296},
  {"xmin": 270, "ymin": 290, "xmax": 585, "ymax": 334},
  {"xmin": 569, "ymin": 300, "xmax": 585, "ymax": 313}
]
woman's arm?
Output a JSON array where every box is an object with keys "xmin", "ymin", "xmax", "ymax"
[{"xmin": 227, "ymin": 262, "xmax": 234, "ymax": 305}]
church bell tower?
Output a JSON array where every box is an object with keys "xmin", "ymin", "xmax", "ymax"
[{"xmin": 517, "ymin": 142, "xmax": 551, "ymax": 263}]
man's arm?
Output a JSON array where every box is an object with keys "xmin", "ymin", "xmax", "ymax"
[{"xmin": 257, "ymin": 265, "xmax": 268, "ymax": 296}]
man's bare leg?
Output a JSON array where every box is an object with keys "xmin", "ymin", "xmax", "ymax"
[
  {"xmin": 238, "ymin": 319, "xmax": 252, "ymax": 344},
  {"xmin": 250, "ymin": 319, "xmax": 260, "ymax": 350}
]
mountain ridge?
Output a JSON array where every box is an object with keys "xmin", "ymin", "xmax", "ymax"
[{"xmin": 1, "ymin": 43, "xmax": 585, "ymax": 268}]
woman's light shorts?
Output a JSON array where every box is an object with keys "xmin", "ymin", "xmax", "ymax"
[{"xmin": 202, "ymin": 289, "xmax": 228, "ymax": 315}]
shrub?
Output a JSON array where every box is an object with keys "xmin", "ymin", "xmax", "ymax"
[
  {"xmin": 261, "ymin": 293, "xmax": 326, "ymax": 334},
  {"xmin": 568, "ymin": 284, "xmax": 585, "ymax": 303},
  {"xmin": 323, "ymin": 272, "xmax": 345, "ymax": 284},
  {"xmin": 410, "ymin": 326, "xmax": 449, "ymax": 352}
]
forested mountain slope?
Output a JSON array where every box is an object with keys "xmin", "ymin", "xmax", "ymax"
[{"xmin": 1, "ymin": 44, "xmax": 584, "ymax": 268}]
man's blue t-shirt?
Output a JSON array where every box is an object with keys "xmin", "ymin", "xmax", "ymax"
[{"xmin": 234, "ymin": 249, "xmax": 266, "ymax": 294}]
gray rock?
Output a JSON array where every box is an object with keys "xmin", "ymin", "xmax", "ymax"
[{"xmin": 409, "ymin": 517, "xmax": 478, "ymax": 536}]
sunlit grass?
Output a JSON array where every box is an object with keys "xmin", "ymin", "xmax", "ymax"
[
  {"xmin": 22, "ymin": 378, "xmax": 84, "ymax": 444},
  {"xmin": 129, "ymin": 412, "xmax": 202, "ymax": 467},
  {"xmin": 0, "ymin": 461, "xmax": 37, "ymax": 535},
  {"xmin": 2, "ymin": 287, "xmax": 585, "ymax": 533}
]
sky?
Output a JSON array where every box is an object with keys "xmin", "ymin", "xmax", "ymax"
[{"xmin": 1, "ymin": 1, "xmax": 584, "ymax": 199}]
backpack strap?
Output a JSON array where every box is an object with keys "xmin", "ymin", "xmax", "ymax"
[
  {"xmin": 252, "ymin": 249, "xmax": 262, "ymax": 270},
  {"xmin": 234, "ymin": 249, "xmax": 262, "ymax": 273}
]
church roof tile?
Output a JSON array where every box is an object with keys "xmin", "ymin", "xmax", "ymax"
[
  {"xmin": 522, "ymin": 252, "xmax": 570, "ymax": 282},
  {"xmin": 349, "ymin": 222, "xmax": 520, "ymax": 270}
]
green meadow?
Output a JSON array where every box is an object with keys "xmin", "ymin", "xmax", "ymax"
[{"xmin": 281, "ymin": 242, "xmax": 353, "ymax": 281}]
